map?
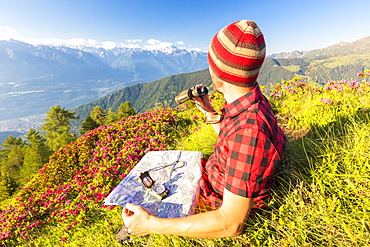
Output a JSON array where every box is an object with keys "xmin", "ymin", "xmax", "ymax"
[{"xmin": 104, "ymin": 150, "xmax": 203, "ymax": 218}]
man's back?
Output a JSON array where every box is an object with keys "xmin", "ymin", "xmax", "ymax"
[{"xmin": 200, "ymin": 84, "xmax": 286, "ymax": 208}]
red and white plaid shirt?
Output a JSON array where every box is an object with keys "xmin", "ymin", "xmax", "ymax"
[{"xmin": 199, "ymin": 84, "xmax": 287, "ymax": 208}]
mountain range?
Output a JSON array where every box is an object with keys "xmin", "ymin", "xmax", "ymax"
[
  {"xmin": 0, "ymin": 40, "xmax": 208, "ymax": 121},
  {"xmin": 269, "ymin": 36, "xmax": 370, "ymax": 59},
  {"xmin": 1, "ymin": 36, "xmax": 370, "ymax": 135}
]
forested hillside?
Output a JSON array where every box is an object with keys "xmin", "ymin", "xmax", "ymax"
[
  {"xmin": 70, "ymin": 53, "xmax": 369, "ymax": 132},
  {"xmin": 2, "ymin": 36, "xmax": 370, "ymax": 135},
  {"xmin": 71, "ymin": 69, "xmax": 213, "ymax": 128}
]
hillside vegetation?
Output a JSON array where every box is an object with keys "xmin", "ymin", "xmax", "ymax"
[
  {"xmin": 71, "ymin": 38, "xmax": 370, "ymax": 133},
  {"xmin": 70, "ymin": 69, "xmax": 213, "ymax": 129},
  {"xmin": 1, "ymin": 71, "xmax": 370, "ymax": 246}
]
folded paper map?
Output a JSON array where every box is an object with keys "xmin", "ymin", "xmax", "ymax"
[{"xmin": 104, "ymin": 150, "xmax": 202, "ymax": 218}]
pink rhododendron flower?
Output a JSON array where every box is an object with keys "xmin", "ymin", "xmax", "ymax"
[
  {"xmin": 319, "ymin": 98, "xmax": 333, "ymax": 104},
  {"xmin": 271, "ymin": 93, "xmax": 282, "ymax": 98},
  {"xmin": 0, "ymin": 108, "xmax": 181, "ymax": 242}
]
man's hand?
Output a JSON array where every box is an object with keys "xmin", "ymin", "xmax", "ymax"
[
  {"xmin": 192, "ymin": 84, "xmax": 215, "ymax": 113},
  {"xmin": 122, "ymin": 203, "xmax": 154, "ymax": 236},
  {"xmin": 120, "ymin": 189, "xmax": 253, "ymax": 238},
  {"xmin": 192, "ymin": 85, "xmax": 222, "ymax": 132}
]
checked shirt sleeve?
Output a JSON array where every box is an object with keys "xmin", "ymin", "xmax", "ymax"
[{"xmin": 224, "ymin": 127, "xmax": 278, "ymax": 198}]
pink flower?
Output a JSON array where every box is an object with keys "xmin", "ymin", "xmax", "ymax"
[
  {"xmin": 271, "ymin": 93, "xmax": 282, "ymax": 98},
  {"xmin": 20, "ymin": 231, "xmax": 27, "ymax": 239},
  {"xmin": 348, "ymin": 80, "xmax": 359, "ymax": 87},
  {"xmin": 61, "ymin": 237, "xmax": 67, "ymax": 242},
  {"xmin": 319, "ymin": 98, "xmax": 333, "ymax": 104}
]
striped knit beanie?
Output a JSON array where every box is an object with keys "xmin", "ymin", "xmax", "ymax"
[{"xmin": 208, "ymin": 20, "xmax": 266, "ymax": 86}]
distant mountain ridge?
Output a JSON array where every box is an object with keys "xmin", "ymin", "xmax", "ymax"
[
  {"xmin": 269, "ymin": 36, "xmax": 370, "ymax": 59},
  {"xmin": 269, "ymin": 50, "xmax": 308, "ymax": 59},
  {"xmin": 70, "ymin": 37, "xmax": 370, "ymax": 131},
  {"xmin": 1, "ymin": 36, "xmax": 370, "ymax": 134},
  {"xmin": 0, "ymin": 39, "xmax": 208, "ymax": 121},
  {"xmin": 304, "ymin": 36, "xmax": 370, "ymax": 57}
]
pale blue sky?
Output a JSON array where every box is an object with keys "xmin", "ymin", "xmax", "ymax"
[{"xmin": 0, "ymin": 0, "xmax": 369, "ymax": 54}]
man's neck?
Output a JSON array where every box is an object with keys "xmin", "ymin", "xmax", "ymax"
[{"xmin": 223, "ymin": 84, "xmax": 256, "ymax": 104}]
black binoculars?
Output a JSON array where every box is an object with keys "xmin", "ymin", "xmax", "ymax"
[{"xmin": 175, "ymin": 86, "xmax": 209, "ymax": 104}]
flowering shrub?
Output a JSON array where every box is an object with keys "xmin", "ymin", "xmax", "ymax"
[
  {"xmin": 357, "ymin": 69, "xmax": 370, "ymax": 78},
  {"xmin": 1, "ymin": 70, "xmax": 370, "ymax": 246},
  {"xmin": 0, "ymin": 108, "xmax": 184, "ymax": 246},
  {"xmin": 269, "ymin": 75, "xmax": 370, "ymax": 129}
]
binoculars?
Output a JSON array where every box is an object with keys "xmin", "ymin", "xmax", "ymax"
[{"xmin": 175, "ymin": 86, "xmax": 209, "ymax": 104}]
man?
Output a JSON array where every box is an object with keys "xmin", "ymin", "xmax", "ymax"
[{"xmin": 122, "ymin": 20, "xmax": 287, "ymax": 238}]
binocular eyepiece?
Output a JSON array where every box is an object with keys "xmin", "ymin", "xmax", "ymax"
[{"xmin": 175, "ymin": 86, "xmax": 208, "ymax": 104}]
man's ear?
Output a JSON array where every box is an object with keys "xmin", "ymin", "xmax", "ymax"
[
  {"xmin": 214, "ymin": 77, "xmax": 226, "ymax": 93},
  {"xmin": 209, "ymin": 67, "xmax": 226, "ymax": 94}
]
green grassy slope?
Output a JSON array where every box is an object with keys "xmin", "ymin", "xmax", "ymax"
[
  {"xmin": 1, "ymin": 72, "xmax": 370, "ymax": 246},
  {"xmin": 70, "ymin": 51, "xmax": 370, "ymax": 132}
]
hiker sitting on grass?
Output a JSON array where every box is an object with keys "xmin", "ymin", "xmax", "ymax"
[{"xmin": 122, "ymin": 20, "xmax": 287, "ymax": 238}]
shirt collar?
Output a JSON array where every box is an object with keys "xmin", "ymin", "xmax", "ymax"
[{"xmin": 221, "ymin": 84, "xmax": 263, "ymax": 119}]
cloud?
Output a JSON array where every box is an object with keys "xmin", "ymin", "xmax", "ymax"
[
  {"xmin": 176, "ymin": 42, "xmax": 204, "ymax": 52},
  {"xmin": 143, "ymin": 39, "xmax": 176, "ymax": 52},
  {"xmin": 23, "ymin": 37, "xmax": 143, "ymax": 50},
  {"xmin": 0, "ymin": 25, "xmax": 205, "ymax": 52},
  {"xmin": 0, "ymin": 25, "xmax": 20, "ymax": 40},
  {"xmin": 126, "ymin": 39, "xmax": 142, "ymax": 43},
  {"xmin": 186, "ymin": 47, "xmax": 202, "ymax": 52},
  {"xmin": 23, "ymin": 38, "xmax": 119, "ymax": 50},
  {"xmin": 119, "ymin": 43, "xmax": 141, "ymax": 49},
  {"xmin": 101, "ymin": 41, "xmax": 117, "ymax": 50}
]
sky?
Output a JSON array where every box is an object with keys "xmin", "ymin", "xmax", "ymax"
[{"xmin": 0, "ymin": 0, "xmax": 370, "ymax": 55}]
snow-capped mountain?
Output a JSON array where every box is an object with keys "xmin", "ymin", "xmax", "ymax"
[{"xmin": 0, "ymin": 39, "xmax": 208, "ymax": 121}]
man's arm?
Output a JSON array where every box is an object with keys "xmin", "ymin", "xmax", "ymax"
[
  {"xmin": 122, "ymin": 188, "xmax": 253, "ymax": 238},
  {"xmin": 192, "ymin": 89, "xmax": 221, "ymax": 134}
]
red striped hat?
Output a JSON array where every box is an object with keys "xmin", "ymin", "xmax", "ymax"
[{"xmin": 208, "ymin": 20, "xmax": 266, "ymax": 86}]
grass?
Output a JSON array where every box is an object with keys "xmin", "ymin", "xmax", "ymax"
[
  {"xmin": 281, "ymin": 65, "xmax": 301, "ymax": 73},
  {"xmin": 325, "ymin": 54, "xmax": 370, "ymax": 69},
  {"xmin": 264, "ymin": 115, "xmax": 370, "ymax": 246},
  {"xmin": 125, "ymin": 78, "xmax": 368, "ymax": 246},
  {"xmin": 1, "ymin": 76, "xmax": 370, "ymax": 246}
]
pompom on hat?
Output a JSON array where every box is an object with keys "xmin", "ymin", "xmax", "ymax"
[{"xmin": 208, "ymin": 20, "xmax": 266, "ymax": 86}]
